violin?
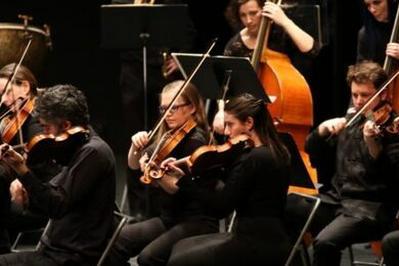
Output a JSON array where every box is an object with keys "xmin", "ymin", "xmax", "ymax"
[
  {"xmin": 365, "ymin": 101, "xmax": 399, "ymax": 135},
  {"xmin": 140, "ymin": 119, "xmax": 197, "ymax": 184},
  {"xmin": 347, "ymin": 70, "xmax": 399, "ymax": 133},
  {"xmin": 148, "ymin": 134, "xmax": 254, "ymax": 180},
  {"xmin": 137, "ymin": 40, "xmax": 217, "ymax": 184},
  {"xmin": 0, "ymin": 97, "xmax": 35, "ymax": 144},
  {"xmin": 12, "ymin": 126, "xmax": 90, "ymax": 165}
]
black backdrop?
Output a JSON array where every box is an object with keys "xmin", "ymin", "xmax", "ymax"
[{"xmin": 0, "ymin": 0, "xmax": 362, "ymax": 153}]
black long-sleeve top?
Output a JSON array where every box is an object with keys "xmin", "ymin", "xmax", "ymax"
[
  {"xmin": 179, "ymin": 145, "xmax": 290, "ymax": 235},
  {"xmin": 17, "ymin": 132, "xmax": 116, "ymax": 265},
  {"xmin": 305, "ymin": 114, "xmax": 399, "ymax": 222},
  {"xmin": 357, "ymin": 23, "xmax": 392, "ymax": 66},
  {"xmin": 145, "ymin": 126, "xmax": 217, "ymax": 227}
]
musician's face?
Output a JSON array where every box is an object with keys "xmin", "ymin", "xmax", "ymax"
[
  {"xmin": 39, "ymin": 118, "xmax": 71, "ymax": 136},
  {"xmin": 160, "ymin": 89, "xmax": 195, "ymax": 130},
  {"xmin": 0, "ymin": 78, "xmax": 30, "ymax": 108},
  {"xmin": 239, "ymin": 0, "xmax": 262, "ymax": 36},
  {"xmin": 364, "ymin": 0, "xmax": 389, "ymax": 22},
  {"xmin": 351, "ymin": 81, "xmax": 384, "ymax": 111},
  {"xmin": 224, "ymin": 112, "xmax": 253, "ymax": 139}
]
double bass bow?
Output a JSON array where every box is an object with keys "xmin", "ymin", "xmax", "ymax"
[{"xmin": 251, "ymin": 0, "xmax": 317, "ymax": 194}]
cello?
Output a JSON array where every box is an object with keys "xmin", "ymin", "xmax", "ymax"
[{"xmin": 251, "ymin": 0, "xmax": 317, "ymax": 194}]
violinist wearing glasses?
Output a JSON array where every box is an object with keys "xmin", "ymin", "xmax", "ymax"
[
  {"xmin": 0, "ymin": 63, "xmax": 59, "ymax": 255},
  {"xmin": 0, "ymin": 84, "xmax": 116, "ymax": 265},
  {"xmin": 105, "ymin": 80, "xmax": 218, "ymax": 266},
  {"xmin": 285, "ymin": 61, "xmax": 399, "ymax": 266}
]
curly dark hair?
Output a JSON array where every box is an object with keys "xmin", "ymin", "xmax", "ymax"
[
  {"xmin": 346, "ymin": 60, "xmax": 387, "ymax": 89},
  {"xmin": 34, "ymin": 84, "xmax": 90, "ymax": 127},
  {"xmin": 225, "ymin": 0, "xmax": 263, "ymax": 31}
]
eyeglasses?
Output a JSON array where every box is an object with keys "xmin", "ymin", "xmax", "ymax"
[{"xmin": 159, "ymin": 103, "xmax": 190, "ymax": 115}]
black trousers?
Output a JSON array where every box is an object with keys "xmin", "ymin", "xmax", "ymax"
[
  {"xmin": 285, "ymin": 194, "xmax": 393, "ymax": 266},
  {"xmin": 167, "ymin": 218, "xmax": 291, "ymax": 266},
  {"xmin": 0, "ymin": 171, "xmax": 47, "ymax": 254},
  {"xmin": 0, "ymin": 251, "xmax": 57, "ymax": 266},
  {"xmin": 105, "ymin": 216, "xmax": 218, "ymax": 266},
  {"xmin": 382, "ymin": 230, "xmax": 399, "ymax": 266}
]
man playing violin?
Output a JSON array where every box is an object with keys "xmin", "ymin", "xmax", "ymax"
[
  {"xmin": 0, "ymin": 63, "xmax": 60, "ymax": 254},
  {"xmin": 105, "ymin": 80, "xmax": 219, "ymax": 266},
  {"xmin": 286, "ymin": 61, "xmax": 399, "ymax": 266},
  {"xmin": 0, "ymin": 84, "xmax": 116, "ymax": 266}
]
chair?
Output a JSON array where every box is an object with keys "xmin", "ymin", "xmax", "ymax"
[
  {"xmin": 11, "ymin": 219, "xmax": 51, "ymax": 253},
  {"xmin": 97, "ymin": 211, "xmax": 129, "ymax": 266},
  {"xmin": 226, "ymin": 193, "xmax": 320, "ymax": 266},
  {"xmin": 347, "ymin": 244, "xmax": 384, "ymax": 266},
  {"xmin": 285, "ymin": 192, "xmax": 321, "ymax": 266},
  {"xmin": 347, "ymin": 211, "xmax": 399, "ymax": 266},
  {"xmin": 12, "ymin": 210, "xmax": 128, "ymax": 266}
]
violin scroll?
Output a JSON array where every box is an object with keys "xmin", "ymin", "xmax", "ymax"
[{"xmin": 366, "ymin": 102, "xmax": 399, "ymax": 135}]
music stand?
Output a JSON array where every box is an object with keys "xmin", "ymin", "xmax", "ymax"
[
  {"xmin": 171, "ymin": 53, "xmax": 270, "ymax": 102},
  {"xmin": 101, "ymin": 4, "xmax": 195, "ymax": 129},
  {"xmin": 279, "ymin": 132, "xmax": 315, "ymax": 189}
]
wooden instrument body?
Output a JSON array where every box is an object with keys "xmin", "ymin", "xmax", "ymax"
[{"xmin": 258, "ymin": 48, "xmax": 317, "ymax": 194}]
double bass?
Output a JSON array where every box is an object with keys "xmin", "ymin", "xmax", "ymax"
[
  {"xmin": 383, "ymin": 2, "xmax": 399, "ymax": 112},
  {"xmin": 251, "ymin": 0, "xmax": 317, "ymax": 194}
]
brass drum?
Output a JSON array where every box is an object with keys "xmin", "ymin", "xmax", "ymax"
[{"xmin": 0, "ymin": 23, "xmax": 51, "ymax": 75}]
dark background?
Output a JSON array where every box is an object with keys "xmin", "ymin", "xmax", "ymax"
[{"xmin": 0, "ymin": 0, "xmax": 362, "ymax": 154}]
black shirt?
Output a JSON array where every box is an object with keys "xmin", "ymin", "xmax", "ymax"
[
  {"xmin": 18, "ymin": 132, "xmax": 116, "ymax": 265},
  {"xmin": 179, "ymin": 145, "xmax": 290, "ymax": 235},
  {"xmin": 357, "ymin": 23, "xmax": 392, "ymax": 66},
  {"xmin": 145, "ymin": 126, "xmax": 216, "ymax": 226},
  {"xmin": 305, "ymin": 114, "xmax": 399, "ymax": 221}
]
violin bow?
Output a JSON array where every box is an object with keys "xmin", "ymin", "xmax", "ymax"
[
  {"xmin": 346, "ymin": 69, "xmax": 399, "ymax": 127},
  {"xmin": 146, "ymin": 38, "xmax": 218, "ymax": 144},
  {"xmin": 2, "ymin": 37, "xmax": 33, "ymax": 149}
]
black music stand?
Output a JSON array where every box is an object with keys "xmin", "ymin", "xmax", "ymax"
[
  {"xmin": 279, "ymin": 132, "xmax": 315, "ymax": 189},
  {"xmin": 171, "ymin": 53, "xmax": 270, "ymax": 102},
  {"xmin": 101, "ymin": 4, "xmax": 195, "ymax": 130}
]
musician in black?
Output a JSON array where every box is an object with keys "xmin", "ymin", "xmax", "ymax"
[
  {"xmin": 357, "ymin": 0, "xmax": 399, "ymax": 65},
  {"xmin": 105, "ymin": 80, "xmax": 218, "ymax": 266},
  {"xmin": 166, "ymin": 93, "xmax": 292, "ymax": 266},
  {"xmin": 382, "ymin": 229, "xmax": 399, "ymax": 266},
  {"xmin": 286, "ymin": 61, "xmax": 399, "ymax": 266},
  {"xmin": 0, "ymin": 84, "xmax": 116, "ymax": 265},
  {"xmin": 0, "ymin": 63, "xmax": 59, "ymax": 254},
  {"xmin": 111, "ymin": 0, "xmax": 195, "ymax": 220},
  {"xmin": 213, "ymin": 0, "xmax": 319, "ymax": 133}
]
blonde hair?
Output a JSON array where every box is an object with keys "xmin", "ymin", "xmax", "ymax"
[{"xmin": 154, "ymin": 80, "xmax": 209, "ymax": 143}]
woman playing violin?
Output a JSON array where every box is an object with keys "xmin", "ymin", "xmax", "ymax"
[
  {"xmin": 166, "ymin": 93, "xmax": 292, "ymax": 266},
  {"xmin": 106, "ymin": 80, "xmax": 219, "ymax": 266},
  {"xmin": 0, "ymin": 63, "xmax": 59, "ymax": 255}
]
